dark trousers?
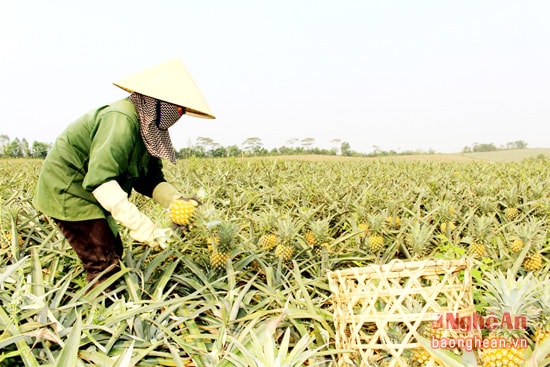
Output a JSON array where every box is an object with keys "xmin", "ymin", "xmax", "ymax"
[{"xmin": 54, "ymin": 218, "xmax": 123, "ymax": 286}]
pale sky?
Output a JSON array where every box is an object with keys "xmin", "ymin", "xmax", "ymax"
[{"xmin": 1, "ymin": 0, "xmax": 549, "ymax": 154}]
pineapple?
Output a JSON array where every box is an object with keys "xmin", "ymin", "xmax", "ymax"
[
  {"xmin": 168, "ymin": 199, "xmax": 197, "ymax": 225},
  {"xmin": 469, "ymin": 241, "xmax": 487, "ymax": 259},
  {"xmin": 274, "ymin": 217, "xmax": 296, "ymax": 262},
  {"xmin": 510, "ymin": 238, "xmax": 523, "ymax": 253},
  {"xmin": 504, "ymin": 207, "xmax": 520, "ymax": 220},
  {"xmin": 358, "ymin": 222, "xmax": 369, "ymax": 237},
  {"xmin": 258, "ymin": 233, "xmax": 277, "ymax": 250},
  {"xmin": 480, "ymin": 270, "xmax": 539, "ymax": 367},
  {"xmin": 365, "ymin": 213, "xmax": 385, "ymax": 252},
  {"xmin": 209, "ymin": 221, "xmax": 237, "ymax": 272},
  {"xmin": 439, "ymin": 221, "xmax": 456, "ymax": 234},
  {"xmin": 274, "ymin": 243, "xmax": 294, "ymax": 263},
  {"xmin": 411, "ymin": 348, "xmax": 434, "ymax": 367},
  {"xmin": 385, "ymin": 215, "xmax": 401, "ymax": 229},
  {"xmin": 522, "ymin": 253, "xmax": 542, "ymax": 272}
]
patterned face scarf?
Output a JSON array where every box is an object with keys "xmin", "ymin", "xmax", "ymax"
[{"xmin": 129, "ymin": 93, "xmax": 182, "ymax": 164}]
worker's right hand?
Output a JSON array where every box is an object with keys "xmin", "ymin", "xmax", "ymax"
[{"xmin": 93, "ymin": 180, "xmax": 163, "ymax": 247}]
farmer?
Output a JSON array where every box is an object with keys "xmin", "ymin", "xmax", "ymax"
[{"xmin": 33, "ymin": 59, "xmax": 215, "ymax": 288}]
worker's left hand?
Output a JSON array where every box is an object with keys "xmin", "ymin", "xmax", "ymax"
[{"xmin": 153, "ymin": 228, "xmax": 174, "ymax": 249}]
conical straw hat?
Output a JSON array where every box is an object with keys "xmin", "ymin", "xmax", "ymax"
[{"xmin": 113, "ymin": 59, "xmax": 215, "ymax": 119}]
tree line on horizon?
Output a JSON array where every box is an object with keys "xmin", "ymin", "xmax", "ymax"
[{"xmin": 0, "ymin": 133, "xmax": 529, "ymax": 159}]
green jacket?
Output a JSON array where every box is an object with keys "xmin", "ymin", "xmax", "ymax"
[{"xmin": 33, "ymin": 98, "xmax": 165, "ymax": 222}]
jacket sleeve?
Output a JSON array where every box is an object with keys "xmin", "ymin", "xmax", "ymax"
[{"xmin": 133, "ymin": 157, "xmax": 166, "ymax": 197}]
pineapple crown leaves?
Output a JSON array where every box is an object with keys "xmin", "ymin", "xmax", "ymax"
[
  {"xmin": 253, "ymin": 209, "xmax": 279, "ymax": 233},
  {"xmin": 467, "ymin": 214, "xmax": 496, "ymax": 242},
  {"xmin": 480, "ymin": 269, "xmax": 540, "ymax": 322},
  {"xmin": 307, "ymin": 218, "xmax": 331, "ymax": 241},
  {"xmin": 513, "ymin": 217, "xmax": 545, "ymax": 247},
  {"xmin": 275, "ymin": 216, "xmax": 302, "ymax": 246},
  {"xmin": 212, "ymin": 220, "xmax": 239, "ymax": 251},
  {"xmin": 365, "ymin": 212, "xmax": 385, "ymax": 232}
]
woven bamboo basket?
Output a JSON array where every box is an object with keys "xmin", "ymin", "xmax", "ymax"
[{"xmin": 327, "ymin": 259, "xmax": 474, "ymax": 367}]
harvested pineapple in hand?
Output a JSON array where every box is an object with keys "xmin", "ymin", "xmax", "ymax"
[{"xmin": 168, "ymin": 198, "xmax": 199, "ymax": 225}]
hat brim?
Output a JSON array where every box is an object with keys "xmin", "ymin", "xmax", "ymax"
[{"xmin": 113, "ymin": 59, "xmax": 215, "ymax": 120}]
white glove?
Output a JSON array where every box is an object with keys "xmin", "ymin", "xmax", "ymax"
[
  {"xmin": 93, "ymin": 180, "xmax": 159, "ymax": 246},
  {"xmin": 152, "ymin": 182, "xmax": 182, "ymax": 209},
  {"xmin": 153, "ymin": 228, "xmax": 174, "ymax": 249}
]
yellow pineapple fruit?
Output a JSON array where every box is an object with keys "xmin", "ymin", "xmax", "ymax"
[
  {"xmin": 385, "ymin": 215, "xmax": 401, "ymax": 229},
  {"xmin": 411, "ymin": 348, "xmax": 434, "ymax": 367},
  {"xmin": 504, "ymin": 206, "xmax": 519, "ymax": 220},
  {"xmin": 209, "ymin": 251, "xmax": 230, "ymax": 273},
  {"xmin": 522, "ymin": 253, "xmax": 542, "ymax": 272},
  {"xmin": 439, "ymin": 221, "xmax": 456, "ymax": 234},
  {"xmin": 481, "ymin": 344, "xmax": 525, "ymax": 367},
  {"xmin": 469, "ymin": 241, "xmax": 487, "ymax": 259},
  {"xmin": 358, "ymin": 222, "xmax": 369, "ymax": 237},
  {"xmin": 304, "ymin": 231, "xmax": 316, "ymax": 246},
  {"xmin": 258, "ymin": 233, "xmax": 277, "ymax": 250},
  {"xmin": 510, "ymin": 238, "xmax": 523, "ymax": 253},
  {"xmin": 168, "ymin": 199, "xmax": 197, "ymax": 225}
]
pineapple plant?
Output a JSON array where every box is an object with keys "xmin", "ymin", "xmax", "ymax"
[
  {"xmin": 468, "ymin": 215, "xmax": 495, "ymax": 259},
  {"xmin": 365, "ymin": 213, "xmax": 386, "ymax": 253},
  {"xmin": 209, "ymin": 220, "xmax": 237, "ymax": 272},
  {"xmin": 168, "ymin": 198, "xmax": 197, "ymax": 225},
  {"xmin": 304, "ymin": 218, "xmax": 331, "ymax": 256},
  {"xmin": 254, "ymin": 209, "xmax": 279, "ymax": 250},
  {"xmin": 500, "ymin": 189, "xmax": 521, "ymax": 222},
  {"xmin": 532, "ymin": 281, "xmax": 550, "ymax": 347},
  {"xmin": 480, "ymin": 270, "xmax": 539, "ymax": 367},
  {"xmin": 274, "ymin": 217, "xmax": 297, "ymax": 263},
  {"xmin": 438, "ymin": 200, "xmax": 458, "ymax": 237},
  {"xmin": 404, "ymin": 220, "xmax": 434, "ymax": 259},
  {"xmin": 513, "ymin": 218, "xmax": 546, "ymax": 272}
]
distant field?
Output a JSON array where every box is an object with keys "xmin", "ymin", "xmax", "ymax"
[{"xmin": 258, "ymin": 148, "xmax": 550, "ymax": 163}]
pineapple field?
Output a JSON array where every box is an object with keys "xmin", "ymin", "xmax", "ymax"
[{"xmin": 1, "ymin": 155, "xmax": 549, "ymax": 366}]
